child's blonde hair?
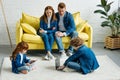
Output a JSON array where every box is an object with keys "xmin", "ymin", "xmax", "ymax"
[
  {"xmin": 10, "ymin": 41, "xmax": 28, "ymax": 60},
  {"xmin": 70, "ymin": 37, "xmax": 84, "ymax": 47}
]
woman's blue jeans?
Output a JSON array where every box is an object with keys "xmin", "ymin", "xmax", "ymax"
[
  {"xmin": 55, "ymin": 31, "xmax": 78, "ymax": 53},
  {"xmin": 66, "ymin": 61, "xmax": 81, "ymax": 71},
  {"xmin": 40, "ymin": 33, "xmax": 54, "ymax": 52}
]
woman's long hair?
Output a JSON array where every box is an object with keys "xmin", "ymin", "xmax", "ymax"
[
  {"xmin": 40, "ymin": 6, "xmax": 57, "ymax": 23},
  {"xmin": 10, "ymin": 41, "xmax": 28, "ymax": 60}
]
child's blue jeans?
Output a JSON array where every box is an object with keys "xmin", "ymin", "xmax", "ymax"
[
  {"xmin": 66, "ymin": 61, "xmax": 81, "ymax": 71},
  {"xmin": 17, "ymin": 63, "xmax": 35, "ymax": 72}
]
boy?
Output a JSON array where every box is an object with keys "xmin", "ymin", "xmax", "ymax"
[{"xmin": 57, "ymin": 37, "xmax": 99, "ymax": 74}]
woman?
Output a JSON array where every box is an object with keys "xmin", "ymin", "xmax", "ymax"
[{"xmin": 38, "ymin": 6, "xmax": 57, "ymax": 60}]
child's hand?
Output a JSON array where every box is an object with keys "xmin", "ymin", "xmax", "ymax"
[
  {"xmin": 26, "ymin": 63, "xmax": 31, "ymax": 66},
  {"xmin": 30, "ymin": 59, "xmax": 37, "ymax": 64},
  {"xmin": 57, "ymin": 65, "xmax": 65, "ymax": 70}
]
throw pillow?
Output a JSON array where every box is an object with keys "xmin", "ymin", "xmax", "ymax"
[
  {"xmin": 21, "ymin": 23, "xmax": 37, "ymax": 35},
  {"xmin": 22, "ymin": 12, "xmax": 40, "ymax": 30},
  {"xmin": 76, "ymin": 20, "xmax": 87, "ymax": 32},
  {"xmin": 72, "ymin": 12, "xmax": 83, "ymax": 25}
]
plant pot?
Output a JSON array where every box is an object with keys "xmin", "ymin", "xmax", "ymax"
[{"xmin": 104, "ymin": 36, "xmax": 120, "ymax": 50}]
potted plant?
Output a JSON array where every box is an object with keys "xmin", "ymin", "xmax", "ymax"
[{"xmin": 94, "ymin": 0, "xmax": 120, "ymax": 49}]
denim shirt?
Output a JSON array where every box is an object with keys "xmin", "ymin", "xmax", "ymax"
[
  {"xmin": 56, "ymin": 11, "xmax": 76, "ymax": 36},
  {"xmin": 11, "ymin": 53, "xmax": 30, "ymax": 74},
  {"xmin": 64, "ymin": 45, "xmax": 99, "ymax": 74},
  {"xmin": 39, "ymin": 19, "xmax": 57, "ymax": 34}
]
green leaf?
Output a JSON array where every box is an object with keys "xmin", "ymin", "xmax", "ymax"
[
  {"xmin": 113, "ymin": 12, "xmax": 117, "ymax": 17},
  {"xmin": 97, "ymin": 4, "xmax": 103, "ymax": 7},
  {"xmin": 107, "ymin": 1, "xmax": 114, "ymax": 6},
  {"xmin": 101, "ymin": 0, "xmax": 107, "ymax": 6},
  {"xmin": 104, "ymin": 5, "xmax": 110, "ymax": 12},
  {"xmin": 104, "ymin": 2, "xmax": 114, "ymax": 12},
  {"xmin": 94, "ymin": 10, "xmax": 107, "ymax": 16},
  {"xmin": 118, "ymin": 15, "xmax": 120, "ymax": 18},
  {"xmin": 101, "ymin": 16, "xmax": 108, "ymax": 19},
  {"xmin": 117, "ymin": 32, "xmax": 120, "ymax": 34},
  {"xmin": 108, "ymin": 15, "xmax": 115, "ymax": 24},
  {"xmin": 101, "ymin": 21, "xmax": 111, "ymax": 27}
]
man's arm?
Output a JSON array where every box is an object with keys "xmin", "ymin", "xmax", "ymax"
[{"xmin": 64, "ymin": 13, "xmax": 76, "ymax": 36}]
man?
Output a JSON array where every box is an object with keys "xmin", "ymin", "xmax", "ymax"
[{"xmin": 55, "ymin": 2, "xmax": 78, "ymax": 58}]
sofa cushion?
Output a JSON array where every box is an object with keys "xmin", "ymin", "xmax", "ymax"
[
  {"xmin": 23, "ymin": 34, "xmax": 71, "ymax": 44},
  {"xmin": 61, "ymin": 32, "xmax": 89, "ymax": 43},
  {"xmin": 72, "ymin": 12, "xmax": 83, "ymax": 25},
  {"xmin": 62, "ymin": 37, "xmax": 71, "ymax": 43},
  {"xmin": 22, "ymin": 13, "xmax": 40, "ymax": 30},
  {"xmin": 21, "ymin": 23, "xmax": 37, "ymax": 35},
  {"xmin": 78, "ymin": 32, "xmax": 89, "ymax": 40},
  {"xmin": 22, "ymin": 34, "xmax": 43, "ymax": 44},
  {"xmin": 76, "ymin": 20, "xmax": 87, "ymax": 32},
  {"xmin": 22, "ymin": 32, "xmax": 88, "ymax": 44}
]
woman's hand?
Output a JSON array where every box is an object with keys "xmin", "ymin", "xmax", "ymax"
[
  {"xmin": 52, "ymin": 27, "xmax": 56, "ymax": 30},
  {"xmin": 57, "ymin": 65, "xmax": 65, "ymax": 70},
  {"xmin": 39, "ymin": 29, "xmax": 44, "ymax": 33}
]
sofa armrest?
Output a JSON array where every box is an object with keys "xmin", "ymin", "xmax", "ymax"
[
  {"xmin": 16, "ymin": 20, "xmax": 23, "ymax": 44},
  {"xmin": 83, "ymin": 23, "xmax": 93, "ymax": 48}
]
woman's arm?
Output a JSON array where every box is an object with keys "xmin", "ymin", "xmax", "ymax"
[{"xmin": 45, "ymin": 20, "xmax": 57, "ymax": 33}]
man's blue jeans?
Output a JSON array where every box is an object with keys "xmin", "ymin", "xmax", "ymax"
[
  {"xmin": 40, "ymin": 33, "xmax": 54, "ymax": 52},
  {"xmin": 55, "ymin": 31, "xmax": 78, "ymax": 53},
  {"xmin": 66, "ymin": 61, "xmax": 81, "ymax": 71}
]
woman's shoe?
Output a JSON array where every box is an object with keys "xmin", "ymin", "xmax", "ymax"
[
  {"xmin": 49, "ymin": 53, "xmax": 55, "ymax": 60},
  {"xmin": 42, "ymin": 54, "xmax": 49, "ymax": 60}
]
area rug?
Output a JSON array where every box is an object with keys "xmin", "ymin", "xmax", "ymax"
[{"xmin": 1, "ymin": 55, "xmax": 120, "ymax": 80}]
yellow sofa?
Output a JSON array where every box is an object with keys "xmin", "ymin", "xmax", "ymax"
[{"xmin": 16, "ymin": 12, "xmax": 93, "ymax": 50}]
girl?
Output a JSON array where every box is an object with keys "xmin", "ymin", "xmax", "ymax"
[
  {"xmin": 10, "ymin": 41, "xmax": 36, "ymax": 74},
  {"xmin": 57, "ymin": 37, "xmax": 99, "ymax": 74},
  {"xmin": 37, "ymin": 6, "xmax": 57, "ymax": 60}
]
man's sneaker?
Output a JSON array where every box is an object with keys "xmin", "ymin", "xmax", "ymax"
[
  {"xmin": 66, "ymin": 51, "xmax": 73, "ymax": 56},
  {"xmin": 60, "ymin": 52, "xmax": 67, "ymax": 59},
  {"xmin": 63, "ymin": 67, "xmax": 75, "ymax": 72},
  {"xmin": 42, "ymin": 54, "xmax": 49, "ymax": 60},
  {"xmin": 49, "ymin": 53, "xmax": 55, "ymax": 60}
]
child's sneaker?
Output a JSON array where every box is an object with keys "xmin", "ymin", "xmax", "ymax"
[{"xmin": 63, "ymin": 67, "xmax": 75, "ymax": 72}]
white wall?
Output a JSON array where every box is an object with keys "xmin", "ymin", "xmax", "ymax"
[{"xmin": 0, "ymin": 0, "xmax": 118, "ymax": 45}]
